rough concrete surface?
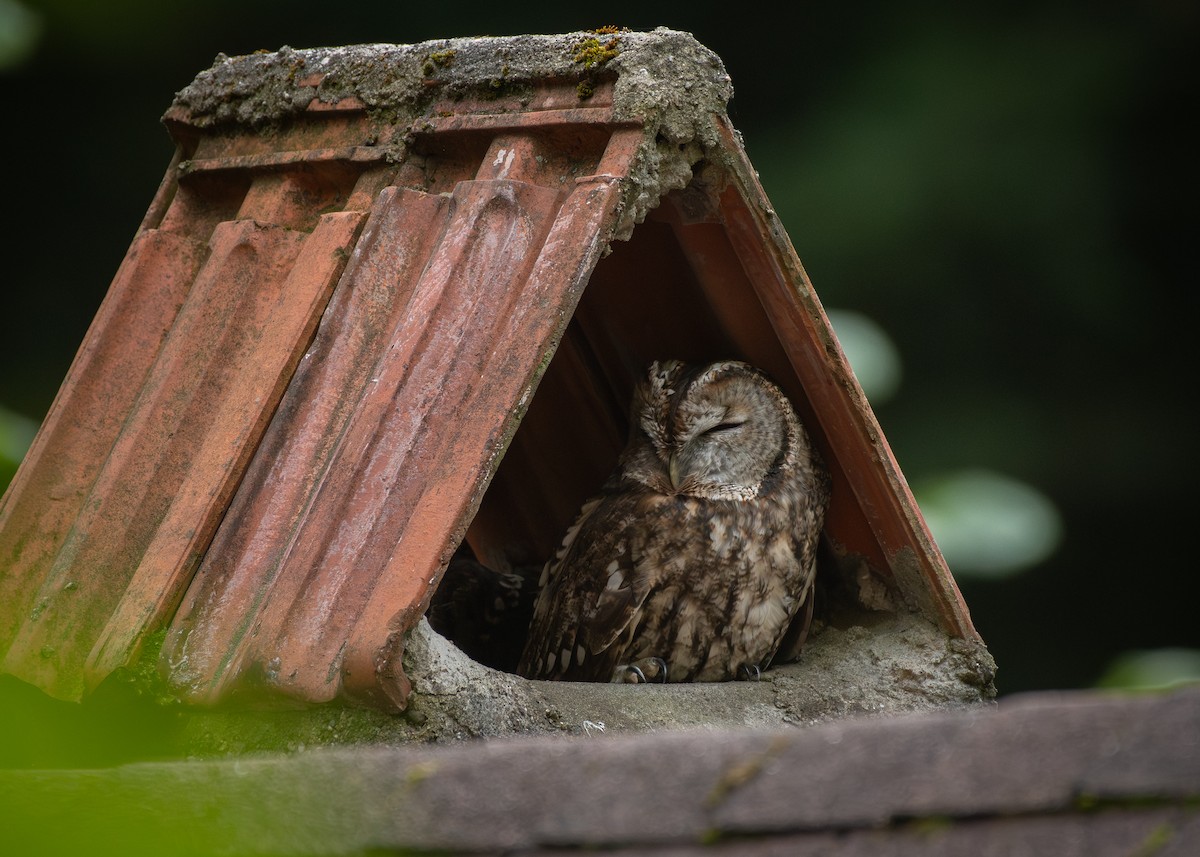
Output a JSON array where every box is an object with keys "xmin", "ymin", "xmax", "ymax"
[
  {"xmin": 3, "ymin": 687, "xmax": 1196, "ymax": 856},
  {"xmin": 410, "ymin": 612, "xmax": 994, "ymax": 738},
  {"xmin": 177, "ymin": 613, "xmax": 994, "ymax": 754}
]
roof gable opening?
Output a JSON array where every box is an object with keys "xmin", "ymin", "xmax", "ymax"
[{"xmin": 435, "ymin": 162, "xmax": 918, "ymax": 680}]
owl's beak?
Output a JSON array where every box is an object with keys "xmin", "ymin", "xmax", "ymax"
[{"xmin": 668, "ymin": 450, "xmax": 682, "ymax": 490}]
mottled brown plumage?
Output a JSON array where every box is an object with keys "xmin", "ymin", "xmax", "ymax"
[{"xmin": 517, "ymin": 360, "xmax": 830, "ymax": 683}]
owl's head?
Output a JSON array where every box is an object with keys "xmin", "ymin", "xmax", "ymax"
[{"xmin": 621, "ymin": 360, "xmax": 814, "ymax": 500}]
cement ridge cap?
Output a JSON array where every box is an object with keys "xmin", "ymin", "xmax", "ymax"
[{"xmin": 169, "ymin": 28, "xmax": 733, "ymax": 135}]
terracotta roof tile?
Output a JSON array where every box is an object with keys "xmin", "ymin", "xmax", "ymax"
[{"xmin": 1, "ymin": 30, "xmax": 983, "ymax": 710}]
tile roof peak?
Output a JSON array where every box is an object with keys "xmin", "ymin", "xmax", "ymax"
[{"xmin": 171, "ymin": 29, "xmax": 733, "ymax": 138}]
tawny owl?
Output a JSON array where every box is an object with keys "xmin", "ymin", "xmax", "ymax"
[{"xmin": 517, "ymin": 359, "xmax": 830, "ymax": 683}]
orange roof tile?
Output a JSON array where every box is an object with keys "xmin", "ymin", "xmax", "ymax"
[{"xmin": 0, "ymin": 30, "xmax": 981, "ymax": 711}]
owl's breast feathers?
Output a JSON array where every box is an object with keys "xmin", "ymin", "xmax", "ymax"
[{"xmin": 517, "ymin": 470, "xmax": 821, "ymax": 682}]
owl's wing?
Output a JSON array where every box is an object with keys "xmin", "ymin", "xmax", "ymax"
[
  {"xmin": 766, "ymin": 468, "xmax": 830, "ymax": 666},
  {"xmin": 518, "ymin": 485, "xmax": 655, "ymax": 681},
  {"xmin": 767, "ymin": 581, "xmax": 815, "ymax": 666}
]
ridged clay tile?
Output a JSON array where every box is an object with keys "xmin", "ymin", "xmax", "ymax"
[{"xmin": 0, "ymin": 30, "xmax": 983, "ymax": 710}]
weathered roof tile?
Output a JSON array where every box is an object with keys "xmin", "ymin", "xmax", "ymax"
[{"xmin": 1, "ymin": 30, "xmax": 985, "ymax": 711}]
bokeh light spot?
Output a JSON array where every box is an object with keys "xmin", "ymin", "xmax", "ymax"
[
  {"xmin": 914, "ymin": 468, "xmax": 1062, "ymax": 577},
  {"xmin": 1096, "ymin": 648, "xmax": 1200, "ymax": 691},
  {"xmin": 0, "ymin": 0, "xmax": 41, "ymax": 71},
  {"xmin": 0, "ymin": 404, "xmax": 39, "ymax": 494},
  {"xmin": 826, "ymin": 308, "xmax": 903, "ymax": 404},
  {"xmin": 0, "ymin": 404, "xmax": 38, "ymax": 463}
]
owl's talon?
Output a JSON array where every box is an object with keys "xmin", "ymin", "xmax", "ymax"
[
  {"xmin": 625, "ymin": 664, "xmax": 647, "ymax": 683},
  {"xmin": 738, "ymin": 664, "xmax": 762, "ymax": 681},
  {"xmin": 613, "ymin": 657, "xmax": 669, "ymax": 684},
  {"xmin": 639, "ymin": 657, "xmax": 668, "ymax": 683}
]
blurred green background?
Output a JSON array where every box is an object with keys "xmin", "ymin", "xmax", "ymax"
[{"xmin": 1, "ymin": 0, "xmax": 1196, "ymax": 742}]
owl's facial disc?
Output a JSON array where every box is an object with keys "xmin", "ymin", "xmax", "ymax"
[
  {"xmin": 671, "ymin": 428, "xmax": 748, "ymax": 494},
  {"xmin": 668, "ymin": 381, "xmax": 786, "ymax": 498},
  {"xmin": 669, "ymin": 409, "xmax": 738, "ymax": 486},
  {"xmin": 622, "ymin": 360, "xmax": 799, "ymax": 500}
]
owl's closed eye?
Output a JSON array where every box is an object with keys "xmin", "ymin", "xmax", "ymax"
[{"xmin": 517, "ymin": 359, "xmax": 830, "ymax": 683}]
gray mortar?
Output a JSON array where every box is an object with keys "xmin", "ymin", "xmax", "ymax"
[
  {"xmin": 404, "ymin": 617, "xmax": 996, "ymax": 740},
  {"xmin": 179, "ymin": 617, "xmax": 995, "ymax": 754},
  {"xmin": 170, "ymin": 29, "xmax": 733, "ymax": 240}
]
